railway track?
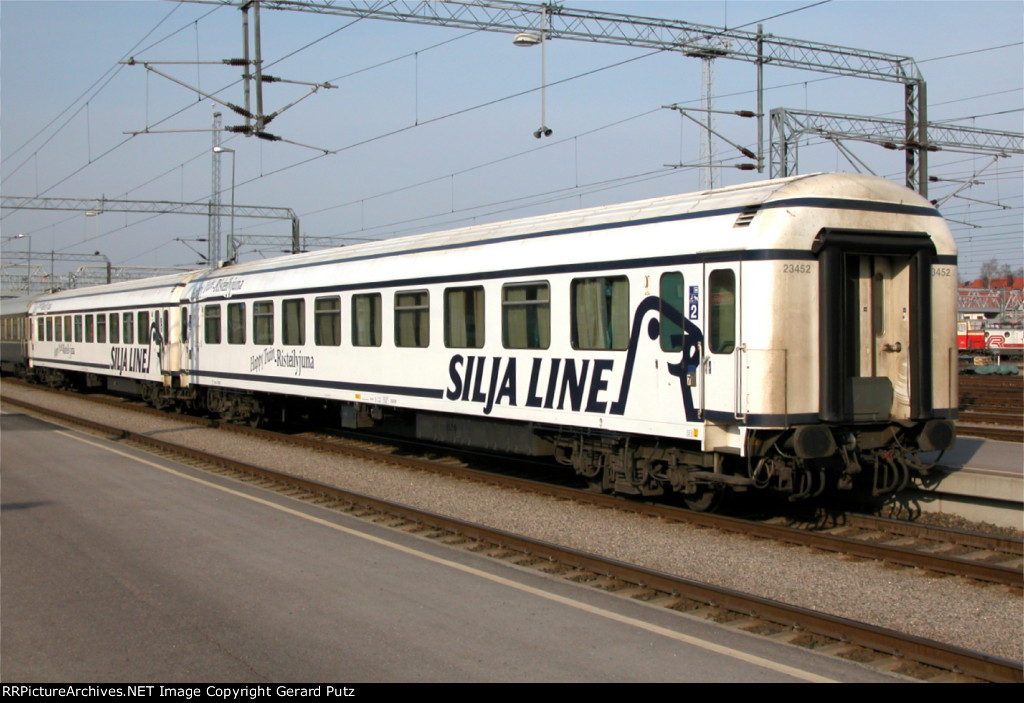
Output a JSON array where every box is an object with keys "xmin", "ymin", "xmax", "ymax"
[
  {"xmin": 2, "ymin": 391, "xmax": 1021, "ymax": 683},
  {"xmin": 4, "ymin": 380, "xmax": 1021, "ymax": 588},
  {"xmin": 958, "ymin": 374, "xmax": 1023, "ymax": 442}
]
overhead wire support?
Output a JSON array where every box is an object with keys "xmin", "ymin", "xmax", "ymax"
[
  {"xmin": 174, "ymin": 0, "xmax": 931, "ymax": 192},
  {"xmin": 217, "ymin": 0, "xmax": 924, "ymax": 82},
  {"xmin": 1, "ymin": 196, "xmax": 302, "ymax": 254},
  {"xmin": 663, "ymin": 104, "xmax": 759, "ymax": 168},
  {"xmin": 769, "ymin": 108, "xmax": 1023, "ymax": 181},
  {"xmin": 121, "ymin": 0, "xmax": 336, "ymax": 151}
]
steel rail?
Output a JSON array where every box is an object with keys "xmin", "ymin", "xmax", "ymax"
[
  {"xmin": 4, "ymin": 393, "xmax": 1020, "ymax": 683},
  {"xmin": 3, "ymin": 381, "xmax": 1021, "ymax": 587}
]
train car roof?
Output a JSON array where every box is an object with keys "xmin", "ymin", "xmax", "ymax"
[
  {"xmin": 0, "ymin": 295, "xmax": 35, "ymax": 316},
  {"xmin": 183, "ymin": 172, "xmax": 950, "ymax": 295},
  {"xmin": 21, "ymin": 173, "xmax": 952, "ymax": 310},
  {"xmin": 28, "ymin": 270, "xmax": 200, "ymax": 313}
]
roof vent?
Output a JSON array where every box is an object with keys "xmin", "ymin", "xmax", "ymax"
[{"xmin": 733, "ymin": 204, "xmax": 761, "ymax": 227}]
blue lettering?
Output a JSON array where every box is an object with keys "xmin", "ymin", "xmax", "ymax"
[
  {"xmin": 446, "ymin": 355, "xmax": 464, "ymax": 400},
  {"xmin": 586, "ymin": 359, "xmax": 614, "ymax": 413},
  {"xmin": 482, "ymin": 357, "xmax": 502, "ymax": 415},
  {"xmin": 543, "ymin": 358, "xmax": 561, "ymax": 409},
  {"xmin": 471, "ymin": 356, "xmax": 487, "ymax": 404},
  {"xmin": 495, "ymin": 359, "xmax": 517, "ymax": 408},
  {"xmin": 525, "ymin": 358, "xmax": 544, "ymax": 408},
  {"xmin": 557, "ymin": 359, "xmax": 589, "ymax": 411}
]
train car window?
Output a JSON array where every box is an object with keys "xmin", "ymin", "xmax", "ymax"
[
  {"xmin": 204, "ymin": 305, "xmax": 222, "ymax": 344},
  {"xmin": 282, "ymin": 299, "xmax": 306, "ymax": 346},
  {"xmin": 227, "ymin": 303, "xmax": 246, "ymax": 345},
  {"xmin": 395, "ymin": 290, "xmax": 429, "ymax": 348},
  {"xmin": 659, "ymin": 273, "xmax": 685, "ymax": 352},
  {"xmin": 314, "ymin": 297, "xmax": 341, "ymax": 347},
  {"xmin": 110, "ymin": 313, "xmax": 120, "ymax": 344},
  {"xmin": 137, "ymin": 311, "xmax": 150, "ymax": 345},
  {"xmin": 502, "ymin": 282, "xmax": 550, "ymax": 350},
  {"xmin": 254, "ymin": 301, "xmax": 274, "ymax": 345},
  {"xmin": 709, "ymin": 269, "xmax": 736, "ymax": 354},
  {"xmin": 570, "ymin": 276, "xmax": 629, "ymax": 351},
  {"xmin": 38, "ymin": 317, "xmax": 45, "ymax": 342},
  {"xmin": 352, "ymin": 294, "xmax": 381, "ymax": 347},
  {"xmin": 123, "ymin": 313, "xmax": 133, "ymax": 345},
  {"xmin": 444, "ymin": 287, "xmax": 484, "ymax": 349},
  {"xmin": 85, "ymin": 315, "xmax": 94, "ymax": 343},
  {"xmin": 46, "ymin": 317, "xmax": 53, "ymax": 342},
  {"xmin": 62, "ymin": 315, "xmax": 71, "ymax": 342},
  {"xmin": 74, "ymin": 315, "xmax": 83, "ymax": 343},
  {"xmin": 55, "ymin": 316, "xmax": 63, "ymax": 342},
  {"xmin": 97, "ymin": 314, "xmax": 107, "ymax": 344},
  {"xmin": 180, "ymin": 308, "xmax": 188, "ymax": 343},
  {"xmin": 871, "ymin": 269, "xmax": 886, "ymax": 338}
]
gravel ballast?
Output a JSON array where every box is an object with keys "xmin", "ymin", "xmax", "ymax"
[{"xmin": 3, "ymin": 382, "xmax": 1021, "ymax": 663}]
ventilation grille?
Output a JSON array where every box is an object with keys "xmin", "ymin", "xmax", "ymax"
[{"xmin": 733, "ymin": 204, "xmax": 761, "ymax": 227}]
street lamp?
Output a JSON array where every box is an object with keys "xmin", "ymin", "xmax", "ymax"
[
  {"xmin": 213, "ymin": 145, "xmax": 236, "ymax": 263},
  {"xmin": 514, "ymin": 7, "xmax": 552, "ymax": 139}
]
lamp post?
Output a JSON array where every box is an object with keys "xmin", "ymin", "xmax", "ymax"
[
  {"xmin": 94, "ymin": 251, "xmax": 111, "ymax": 284},
  {"xmin": 213, "ymin": 145, "xmax": 236, "ymax": 263}
]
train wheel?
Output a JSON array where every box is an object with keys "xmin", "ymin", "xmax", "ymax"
[{"xmin": 684, "ymin": 486, "xmax": 722, "ymax": 512}]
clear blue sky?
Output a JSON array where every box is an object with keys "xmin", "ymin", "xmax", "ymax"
[{"xmin": 2, "ymin": 1, "xmax": 1021, "ymax": 283}]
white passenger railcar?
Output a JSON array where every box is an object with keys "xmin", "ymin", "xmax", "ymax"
[
  {"xmin": 27, "ymin": 272, "xmax": 198, "ymax": 401},
  {"xmin": 25, "ymin": 174, "xmax": 958, "ymax": 507}
]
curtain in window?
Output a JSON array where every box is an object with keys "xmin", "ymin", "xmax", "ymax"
[
  {"xmin": 204, "ymin": 306, "xmax": 221, "ymax": 344},
  {"xmin": 503, "ymin": 284, "xmax": 549, "ymax": 349},
  {"xmin": 352, "ymin": 295, "xmax": 380, "ymax": 347},
  {"xmin": 283, "ymin": 299, "xmax": 305, "ymax": 345},
  {"xmin": 445, "ymin": 287, "xmax": 484, "ymax": 348},
  {"xmin": 395, "ymin": 291, "xmax": 428, "ymax": 348},
  {"xmin": 254, "ymin": 302, "xmax": 273, "ymax": 345},
  {"xmin": 228, "ymin": 303, "xmax": 246, "ymax": 344},
  {"xmin": 315, "ymin": 297, "xmax": 340, "ymax": 346},
  {"xmin": 572, "ymin": 277, "xmax": 628, "ymax": 350}
]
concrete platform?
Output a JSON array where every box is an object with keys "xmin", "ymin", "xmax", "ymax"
[
  {"xmin": 1, "ymin": 408, "xmax": 903, "ymax": 683},
  {"xmin": 911, "ymin": 438, "xmax": 1023, "ymax": 529}
]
